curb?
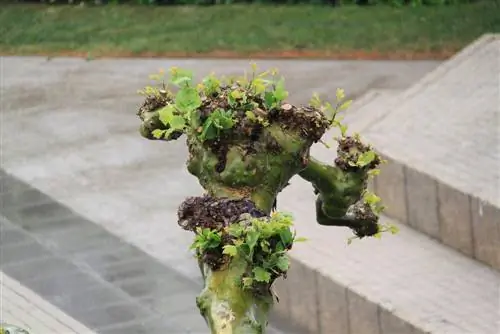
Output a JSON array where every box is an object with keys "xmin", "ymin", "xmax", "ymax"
[{"xmin": 374, "ymin": 155, "xmax": 500, "ymax": 271}]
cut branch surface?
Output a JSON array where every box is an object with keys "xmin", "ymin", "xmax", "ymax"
[{"xmin": 135, "ymin": 65, "xmax": 392, "ymax": 333}]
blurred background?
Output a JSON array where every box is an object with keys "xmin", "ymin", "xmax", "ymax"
[
  {"xmin": 0, "ymin": 1, "xmax": 499, "ymax": 334},
  {"xmin": 0, "ymin": 0, "xmax": 498, "ymax": 59}
]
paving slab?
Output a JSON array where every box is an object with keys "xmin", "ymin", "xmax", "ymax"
[
  {"xmin": 0, "ymin": 272, "xmax": 96, "ymax": 334},
  {"xmin": 0, "ymin": 56, "xmax": 438, "ymax": 274},
  {"xmin": 277, "ymin": 180, "xmax": 500, "ymax": 334},
  {"xmin": 0, "ymin": 56, "xmax": 439, "ymax": 333},
  {"xmin": 0, "ymin": 207, "xmax": 201, "ymax": 332},
  {"xmin": 0, "ymin": 169, "xmax": 292, "ymax": 333},
  {"xmin": 339, "ymin": 88, "xmax": 402, "ymax": 133}
]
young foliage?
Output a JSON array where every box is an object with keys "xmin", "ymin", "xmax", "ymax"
[
  {"xmin": 191, "ymin": 228, "xmax": 223, "ymax": 252},
  {"xmin": 170, "ymin": 67, "xmax": 194, "ymax": 87},
  {"xmin": 138, "ymin": 63, "xmax": 294, "ymax": 143},
  {"xmin": 220, "ymin": 212, "xmax": 298, "ymax": 288},
  {"xmin": 152, "ymin": 104, "xmax": 186, "ymax": 139},
  {"xmin": 139, "ymin": 63, "xmax": 395, "ymax": 260},
  {"xmin": 199, "ymin": 109, "xmax": 235, "ymax": 141},
  {"xmin": 202, "ymin": 73, "xmax": 221, "ymax": 96},
  {"xmin": 176, "ymin": 87, "xmax": 202, "ymax": 113},
  {"xmin": 305, "ymin": 85, "xmax": 396, "ymax": 245}
]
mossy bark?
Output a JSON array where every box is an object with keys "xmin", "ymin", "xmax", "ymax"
[
  {"xmin": 183, "ymin": 125, "xmax": 308, "ymax": 333},
  {"xmin": 137, "ymin": 83, "xmax": 379, "ymax": 334},
  {"xmin": 196, "ymin": 258, "xmax": 273, "ymax": 334}
]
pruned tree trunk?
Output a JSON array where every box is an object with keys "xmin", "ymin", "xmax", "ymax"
[{"xmin": 136, "ymin": 65, "xmax": 395, "ymax": 333}]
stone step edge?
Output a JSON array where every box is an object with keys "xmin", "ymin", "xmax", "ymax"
[
  {"xmin": 340, "ymin": 86, "xmax": 500, "ymax": 271},
  {"xmin": 364, "ymin": 33, "xmax": 498, "ymax": 128},
  {"xmin": 343, "ymin": 88, "xmax": 403, "ymax": 134},
  {"xmin": 373, "ymin": 153, "xmax": 500, "ymax": 271},
  {"xmin": 270, "ymin": 217, "xmax": 500, "ymax": 334},
  {"xmin": 271, "ymin": 257, "xmax": 420, "ymax": 334},
  {"xmin": 313, "ymin": 88, "xmax": 402, "ymax": 152},
  {"xmin": 349, "ymin": 89, "xmax": 384, "ymax": 111}
]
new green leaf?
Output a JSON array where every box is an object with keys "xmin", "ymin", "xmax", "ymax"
[
  {"xmin": 152, "ymin": 129, "xmax": 167, "ymax": 139},
  {"xmin": 169, "ymin": 115, "xmax": 186, "ymax": 131},
  {"xmin": 223, "ymin": 245, "xmax": 238, "ymax": 257},
  {"xmin": 357, "ymin": 151, "xmax": 376, "ymax": 167},
  {"xmin": 170, "ymin": 68, "xmax": 193, "ymax": 87},
  {"xmin": 158, "ymin": 105, "xmax": 175, "ymax": 126},
  {"xmin": 273, "ymin": 78, "xmax": 288, "ymax": 102},
  {"xmin": 246, "ymin": 230, "xmax": 260, "ymax": 251},
  {"xmin": 253, "ymin": 267, "xmax": 271, "ymax": 283},
  {"xmin": 176, "ymin": 87, "xmax": 202, "ymax": 113},
  {"xmin": 275, "ymin": 256, "xmax": 290, "ymax": 272}
]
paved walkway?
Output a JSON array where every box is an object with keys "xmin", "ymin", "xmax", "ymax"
[
  {"xmin": 0, "ymin": 170, "xmax": 289, "ymax": 333},
  {"xmin": 1, "ymin": 272, "xmax": 95, "ymax": 333},
  {"xmin": 2, "ymin": 44, "xmax": 498, "ymax": 334},
  {"xmin": 0, "ymin": 56, "xmax": 440, "ymax": 333}
]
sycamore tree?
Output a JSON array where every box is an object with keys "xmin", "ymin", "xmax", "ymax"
[{"xmin": 136, "ymin": 64, "xmax": 397, "ymax": 334}]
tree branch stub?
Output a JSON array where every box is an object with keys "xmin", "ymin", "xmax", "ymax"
[{"xmin": 136, "ymin": 65, "xmax": 396, "ymax": 333}]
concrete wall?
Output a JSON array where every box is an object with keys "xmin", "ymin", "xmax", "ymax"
[{"xmin": 375, "ymin": 155, "xmax": 500, "ymax": 271}]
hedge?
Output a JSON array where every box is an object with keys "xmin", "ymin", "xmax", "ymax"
[{"xmin": 5, "ymin": 0, "xmax": 487, "ymax": 5}]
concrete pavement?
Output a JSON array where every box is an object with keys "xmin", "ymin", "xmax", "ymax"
[
  {"xmin": 1, "ymin": 272, "xmax": 96, "ymax": 334},
  {"xmin": 359, "ymin": 34, "xmax": 500, "ymax": 269},
  {"xmin": 0, "ymin": 170, "xmax": 295, "ymax": 333},
  {"xmin": 2, "ymin": 48, "xmax": 499, "ymax": 334},
  {"xmin": 0, "ymin": 57, "xmax": 440, "ymax": 333}
]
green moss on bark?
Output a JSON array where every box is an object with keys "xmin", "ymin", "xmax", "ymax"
[{"xmin": 136, "ymin": 65, "xmax": 396, "ymax": 333}]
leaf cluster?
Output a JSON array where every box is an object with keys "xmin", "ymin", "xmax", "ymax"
[
  {"xmin": 310, "ymin": 88, "xmax": 352, "ymax": 139},
  {"xmin": 310, "ymin": 90, "xmax": 380, "ymax": 173},
  {"xmin": 139, "ymin": 64, "xmax": 294, "ymax": 142},
  {"xmin": 345, "ymin": 188, "xmax": 398, "ymax": 245},
  {"xmin": 190, "ymin": 211, "xmax": 305, "ymax": 290},
  {"xmin": 310, "ymin": 90, "xmax": 398, "ymax": 243},
  {"xmin": 191, "ymin": 227, "xmax": 223, "ymax": 252},
  {"xmin": 224, "ymin": 212, "xmax": 304, "ymax": 288}
]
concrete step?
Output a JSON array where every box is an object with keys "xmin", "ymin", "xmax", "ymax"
[
  {"xmin": 0, "ymin": 44, "xmax": 488, "ymax": 334},
  {"xmin": 275, "ymin": 174, "xmax": 500, "ymax": 333},
  {"xmin": 313, "ymin": 87, "xmax": 402, "ymax": 160},
  {"xmin": 310, "ymin": 87, "xmax": 402, "ymax": 206},
  {"xmin": 271, "ymin": 36, "xmax": 500, "ymax": 333},
  {"xmin": 275, "ymin": 81, "xmax": 500, "ymax": 332},
  {"xmin": 334, "ymin": 34, "xmax": 500, "ymax": 271},
  {"xmin": 341, "ymin": 88, "xmax": 403, "ymax": 133}
]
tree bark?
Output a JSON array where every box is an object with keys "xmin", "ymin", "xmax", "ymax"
[{"xmin": 136, "ymin": 68, "xmax": 385, "ymax": 333}]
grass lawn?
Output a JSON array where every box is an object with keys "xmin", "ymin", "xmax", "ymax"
[{"xmin": 0, "ymin": 2, "xmax": 498, "ymax": 59}]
